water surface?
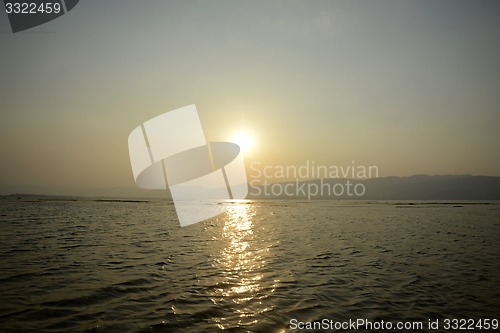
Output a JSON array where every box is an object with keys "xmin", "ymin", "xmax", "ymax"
[{"xmin": 0, "ymin": 200, "xmax": 499, "ymax": 332}]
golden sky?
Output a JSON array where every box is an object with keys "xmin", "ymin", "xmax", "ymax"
[{"xmin": 1, "ymin": 0, "xmax": 499, "ymax": 194}]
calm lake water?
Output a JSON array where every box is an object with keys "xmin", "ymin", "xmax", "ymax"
[{"xmin": 0, "ymin": 200, "xmax": 499, "ymax": 332}]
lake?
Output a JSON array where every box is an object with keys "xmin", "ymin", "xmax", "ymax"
[{"xmin": 0, "ymin": 199, "xmax": 499, "ymax": 332}]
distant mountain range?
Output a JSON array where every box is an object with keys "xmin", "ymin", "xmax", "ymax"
[
  {"xmin": 366, "ymin": 174, "xmax": 500, "ymax": 200},
  {"xmin": 247, "ymin": 174, "xmax": 500, "ymax": 200},
  {"xmin": 2, "ymin": 175, "xmax": 499, "ymax": 200}
]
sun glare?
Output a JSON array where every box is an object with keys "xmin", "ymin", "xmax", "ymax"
[{"xmin": 231, "ymin": 130, "xmax": 255, "ymax": 152}]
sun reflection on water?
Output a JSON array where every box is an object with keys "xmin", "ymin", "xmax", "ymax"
[{"xmin": 210, "ymin": 202, "xmax": 275, "ymax": 329}]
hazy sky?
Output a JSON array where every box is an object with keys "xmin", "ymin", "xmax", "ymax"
[{"xmin": 1, "ymin": 0, "xmax": 499, "ymax": 194}]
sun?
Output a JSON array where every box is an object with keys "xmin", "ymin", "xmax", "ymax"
[{"xmin": 230, "ymin": 130, "xmax": 255, "ymax": 152}]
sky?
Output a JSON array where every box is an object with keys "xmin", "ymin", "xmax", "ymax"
[{"xmin": 1, "ymin": 0, "xmax": 499, "ymax": 195}]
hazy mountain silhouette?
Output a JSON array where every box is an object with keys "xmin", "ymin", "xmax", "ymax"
[
  {"xmin": 2, "ymin": 175, "xmax": 499, "ymax": 200},
  {"xmin": 247, "ymin": 174, "xmax": 500, "ymax": 200}
]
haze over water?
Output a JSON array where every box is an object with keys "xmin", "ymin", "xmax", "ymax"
[
  {"xmin": 2, "ymin": 1, "xmax": 500, "ymax": 195},
  {"xmin": 1, "ymin": 199, "xmax": 498, "ymax": 332}
]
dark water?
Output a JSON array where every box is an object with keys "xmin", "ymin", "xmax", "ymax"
[{"xmin": 0, "ymin": 200, "xmax": 499, "ymax": 332}]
